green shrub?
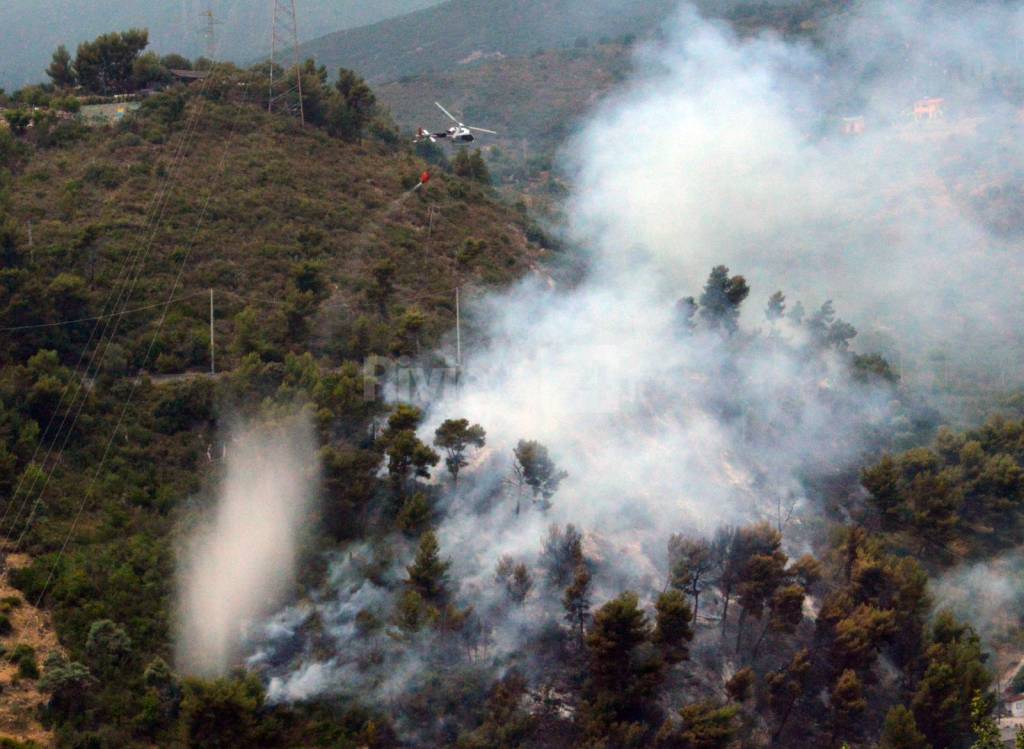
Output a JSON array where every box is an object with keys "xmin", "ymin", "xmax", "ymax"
[{"xmin": 11, "ymin": 645, "xmax": 38, "ymax": 679}]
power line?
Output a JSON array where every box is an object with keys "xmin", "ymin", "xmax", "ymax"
[
  {"xmin": 29, "ymin": 71, "xmax": 257, "ymax": 607},
  {"xmin": 2, "ymin": 29, "xmax": 243, "ymax": 555},
  {"xmin": 0, "ymin": 287, "xmax": 296, "ymax": 332},
  {"xmin": 0, "ymin": 71, "xmax": 224, "ymax": 541},
  {"xmin": 0, "ymin": 291, "xmax": 209, "ymax": 331}
]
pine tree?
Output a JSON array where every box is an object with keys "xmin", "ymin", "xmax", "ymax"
[
  {"xmin": 433, "ymin": 418, "xmax": 486, "ymax": 485},
  {"xmin": 698, "ymin": 265, "xmax": 749, "ymax": 334},
  {"xmin": 912, "ymin": 613, "xmax": 992, "ymax": 749},
  {"xmin": 767, "ymin": 649, "xmax": 811, "ymax": 742},
  {"xmin": 879, "ymin": 705, "xmax": 930, "ymax": 749},
  {"xmin": 381, "ymin": 405, "xmax": 439, "ymax": 495},
  {"xmin": 831, "ymin": 669, "xmax": 867, "ymax": 744},
  {"xmin": 667, "ymin": 534, "xmax": 712, "ymax": 620},
  {"xmin": 406, "ymin": 531, "xmax": 451, "ymax": 603},
  {"xmin": 396, "ymin": 493, "xmax": 431, "ymax": 536},
  {"xmin": 969, "ymin": 690, "xmax": 1003, "ymax": 749},
  {"xmin": 656, "ymin": 701, "xmax": 738, "ymax": 748},
  {"xmin": 511, "ymin": 440, "xmax": 567, "ymax": 513},
  {"xmin": 495, "ymin": 556, "xmax": 533, "ymax": 604},
  {"xmin": 541, "ymin": 524, "xmax": 584, "ymax": 587},
  {"xmin": 563, "ymin": 563, "xmax": 592, "ymax": 650},
  {"xmin": 47, "ymin": 45, "xmax": 77, "ymax": 88},
  {"xmin": 765, "ymin": 290, "xmax": 786, "ymax": 323},
  {"xmin": 653, "ymin": 590, "xmax": 694, "ymax": 664}
]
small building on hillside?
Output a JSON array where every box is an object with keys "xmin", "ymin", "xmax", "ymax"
[
  {"xmin": 914, "ymin": 97, "xmax": 945, "ymax": 120},
  {"xmin": 1009, "ymin": 694, "xmax": 1024, "ymax": 718},
  {"xmin": 169, "ymin": 69, "xmax": 210, "ymax": 84},
  {"xmin": 840, "ymin": 115, "xmax": 866, "ymax": 135}
]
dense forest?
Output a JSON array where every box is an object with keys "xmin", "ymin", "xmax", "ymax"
[{"xmin": 2, "ymin": 9, "xmax": 1024, "ymax": 749}]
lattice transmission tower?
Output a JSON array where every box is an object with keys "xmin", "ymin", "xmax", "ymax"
[
  {"xmin": 268, "ymin": 0, "xmax": 305, "ymax": 125},
  {"xmin": 201, "ymin": 8, "xmax": 222, "ymax": 61}
]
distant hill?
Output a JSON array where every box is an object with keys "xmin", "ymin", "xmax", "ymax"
[
  {"xmin": 298, "ymin": 0, "xmax": 682, "ymax": 84},
  {"xmin": 377, "ymin": 43, "xmax": 632, "ymax": 176},
  {"xmin": 296, "ymin": 0, "xmax": 853, "ymax": 86},
  {"xmin": 0, "ymin": 0, "xmax": 446, "ymax": 91}
]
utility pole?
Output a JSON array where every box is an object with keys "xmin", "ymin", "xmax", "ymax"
[
  {"xmin": 455, "ymin": 286, "xmax": 462, "ymax": 369},
  {"xmin": 209, "ymin": 288, "xmax": 215, "ymax": 375},
  {"xmin": 269, "ymin": 0, "xmax": 305, "ymax": 125}
]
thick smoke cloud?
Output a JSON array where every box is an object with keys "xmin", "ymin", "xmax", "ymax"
[
  {"xmin": 252, "ymin": 0, "xmax": 1024, "ymax": 710},
  {"xmin": 176, "ymin": 416, "xmax": 319, "ymax": 677},
  {"xmin": 568, "ymin": 0, "xmax": 1024, "ymax": 379}
]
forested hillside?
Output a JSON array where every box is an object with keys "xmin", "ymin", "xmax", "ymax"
[
  {"xmin": 0, "ymin": 53, "xmax": 553, "ymax": 746},
  {"xmin": 3, "ymin": 4, "xmax": 1024, "ymax": 748}
]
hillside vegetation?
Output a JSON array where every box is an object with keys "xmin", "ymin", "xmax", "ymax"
[
  {"xmin": 2, "ymin": 90, "xmax": 544, "ymax": 372},
  {"xmin": 0, "ymin": 71, "xmax": 551, "ymax": 746}
]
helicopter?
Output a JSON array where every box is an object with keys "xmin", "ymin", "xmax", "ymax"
[{"xmin": 414, "ymin": 102, "xmax": 497, "ymax": 144}]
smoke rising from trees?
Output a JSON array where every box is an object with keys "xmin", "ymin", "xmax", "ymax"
[
  {"xmin": 249, "ymin": 0, "xmax": 1024, "ymax": 722},
  {"xmin": 175, "ymin": 416, "xmax": 318, "ymax": 677}
]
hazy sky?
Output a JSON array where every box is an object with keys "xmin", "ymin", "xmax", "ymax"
[{"xmin": 0, "ymin": 0, "xmax": 445, "ymax": 91}]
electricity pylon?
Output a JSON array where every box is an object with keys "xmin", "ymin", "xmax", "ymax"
[
  {"xmin": 201, "ymin": 8, "xmax": 222, "ymax": 61},
  {"xmin": 268, "ymin": 0, "xmax": 305, "ymax": 125}
]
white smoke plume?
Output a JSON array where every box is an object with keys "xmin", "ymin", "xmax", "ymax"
[
  {"xmin": 568, "ymin": 0, "xmax": 1024, "ymax": 378},
  {"xmin": 176, "ymin": 415, "xmax": 319, "ymax": 677},
  {"xmin": 252, "ymin": 0, "xmax": 1024, "ymax": 711}
]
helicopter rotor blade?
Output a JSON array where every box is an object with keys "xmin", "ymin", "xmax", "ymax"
[
  {"xmin": 435, "ymin": 102, "xmax": 460, "ymax": 124},
  {"xmin": 467, "ymin": 126, "xmax": 497, "ymax": 134}
]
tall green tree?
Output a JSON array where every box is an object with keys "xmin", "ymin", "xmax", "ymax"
[
  {"xmin": 563, "ymin": 563, "xmax": 592, "ymax": 650},
  {"xmin": 511, "ymin": 439, "xmax": 567, "ymax": 513},
  {"xmin": 879, "ymin": 705, "xmax": 931, "ymax": 749},
  {"xmin": 653, "ymin": 590, "xmax": 693, "ymax": 664},
  {"xmin": 46, "ymin": 45, "xmax": 77, "ymax": 88},
  {"xmin": 585, "ymin": 591, "xmax": 663, "ymax": 724},
  {"xmin": 830, "ymin": 669, "xmax": 867, "ymax": 745},
  {"xmin": 668, "ymin": 534, "xmax": 713, "ymax": 621},
  {"xmin": 75, "ymin": 29, "xmax": 150, "ymax": 94},
  {"xmin": 327, "ymin": 68, "xmax": 377, "ymax": 141},
  {"xmin": 406, "ymin": 530, "xmax": 451, "ymax": 603},
  {"xmin": 912, "ymin": 612, "xmax": 992, "ymax": 749},
  {"xmin": 698, "ymin": 265, "xmax": 749, "ymax": 334},
  {"xmin": 434, "ymin": 418, "xmax": 486, "ymax": 485},
  {"xmin": 655, "ymin": 701, "xmax": 738, "ymax": 749},
  {"xmin": 380, "ymin": 405, "xmax": 439, "ymax": 495}
]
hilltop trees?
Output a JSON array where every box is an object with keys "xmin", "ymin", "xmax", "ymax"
[
  {"xmin": 46, "ymin": 45, "xmax": 76, "ymax": 89},
  {"xmin": 699, "ymin": 265, "xmax": 749, "ymax": 334},
  {"xmin": 327, "ymin": 68, "xmax": 378, "ymax": 141},
  {"xmin": 74, "ymin": 29, "xmax": 150, "ymax": 95}
]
